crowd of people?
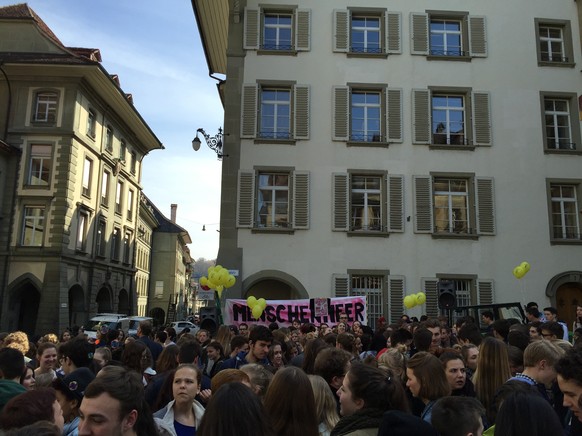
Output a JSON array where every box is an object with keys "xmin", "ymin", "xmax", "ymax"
[{"xmin": 1, "ymin": 301, "xmax": 582, "ymax": 435}]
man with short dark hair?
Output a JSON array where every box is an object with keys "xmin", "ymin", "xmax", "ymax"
[
  {"xmin": 543, "ymin": 307, "xmax": 569, "ymax": 340},
  {"xmin": 221, "ymin": 325, "xmax": 273, "ymax": 369},
  {"xmin": 0, "ymin": 347, "xmax": 26, "ymax": 411},
  {"xmin": 526, "ymin": 306, "xmax": 543, "ymax": 323},
  {"xmin": 421, "ymin": 318, "xmax": 442, "ymax": 352},
  {"xmin": 432, "ymin": 396, "xmax": 485, "ymax": 436},
  {"xmin": 314, "ymin": 347, "xmax": 352, "ymax": 412},
  {"xmin": 137, "ymin": 320, "xmax": 162, "ymax": 368},
  {"xmin": 492, "ymin": 319, "xmax": 511, "ymax": 342},
  {"xmin": 556, "ymin": 347, "xmax": 582, "ymax": 434},
  {"xmin": 228, "ymin": 335, "xmax": 249, "ymax": 358},
  {"xmin": 457, "ymin": 323, "xmax": 483, "ymax": 347},
  {"xmin": 540, "ymin": 321, "xmax": 565, "ymax": 341},
  {"xmin": 481, "ymin": 311, "xmax": 494, "ymax": 336}
]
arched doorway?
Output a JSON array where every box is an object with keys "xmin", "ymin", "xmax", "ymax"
[
  {"xmin": 9, "ymin": 280, "xmax": 41, "ymax": 335},
  {"xmin": 96, "ymin": 287, "xmax": 112, "ymax": 313},
  {"xmin": 556, "ymin": 282, "xmax": 582, "ymax": 330},
  {"xmin": 68, "ymin": 285, "xmax": 85, "ymax": 327},
  {"xmin": 149, "ymin": 307, "xmax": 165, "ymax": 326},
  {"xmin": 242, "ymin": 270, "xmax": 308, "ymax": 300},
  {"xmin": 118, "ymin": 289, "xmax": 130, "ymax": 315}
]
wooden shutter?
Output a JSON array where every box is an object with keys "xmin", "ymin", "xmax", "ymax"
[
  {"xmin": 333, "ymin": 274, "xmax": 350, "ymax": 297},
  {"xmin": 422, "ymin": 278, "xmax": 439, "ymax": 318},
  {"xmin": 236, "ymin": 170, "xmax": 255, "ymax": 228},
  {"xmin": 389, "ymin": 275, "xmax": 405, "ymax": 323},
  {"xmin": 385, "ymin": 12, "xmax": 402, "ymax": 54},
  {"xmin": 388, "ymin": 175, "xmax": 404, "ymax": 232},
  {"xmin": 294, "ymin": 85, "xmax": 310, "ymax": 140},
  {"xmin": 293, "ymin": 171, "xmax": 310, "ymax": 229},
  {"xmin": 410, "ymin": 13, "xmax": 429, "ymax": 55},
  {"xmin": 332, "ymin": 173, "xmax": 349, "ymax": 231},
  {"xmin": 295, "ymin": 9, "xmax": 311, "ymax": 51},
  {"xmin": 477, "ymin": 279, "xmax": 494, "ymax": 305},
  {"xmin": 475, "ymin": 177, "xmax": 496, "ymax": 235},
  {"xmin": 333, "ymin": 86, "xmax": 350, "ymax": 141},
  {"xmin": 240, "ymin": 84, "xmax": 258, "ymax": 139},
  {"xmin": 386, "ymin": 88, "xmax": 403, "ymax": 143},
  {"xmin": 333, "ymin": 10, "xmax": 350, "ymax": 52},
  {"xmin": 469, "ymin": 16, "xmax": 487, "ymax": 57},
  {"xmin": 472, "ymin": 91, "xmax": 492, "ymax": 146},
  {"xmin": 243, "ymin": 8, "xmax": 260, "ymax": 50},
  {"xmin": 412, "ymin": 89, "xmax": 431, "ymax": 144},
  {"xmin": 413, "ymin": 175, "xmax": 433, "ymax": 233}
]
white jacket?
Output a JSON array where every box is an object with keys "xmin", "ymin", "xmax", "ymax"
[{"xmin": 154, "ymin": 399, "xmax": 205, "ymax": 436}]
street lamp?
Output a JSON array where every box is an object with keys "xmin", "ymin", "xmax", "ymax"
[{"xmin": 192, "ymin": 127, "xmax": 226, "ymax": 159}]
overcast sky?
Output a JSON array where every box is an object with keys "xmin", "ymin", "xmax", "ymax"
[{"xmin": 11, "ymin": 0, "xmax": 224, "ymax": 260}]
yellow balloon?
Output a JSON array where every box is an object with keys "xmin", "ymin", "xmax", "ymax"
[
  {"xmin": 200, "ymin": 276, "xmax": 208, "ymax": 286},
  {"xmin": 207, "ymin": 266, "xmax": 215, "ymax": 275},
  {"xmin": 252, "ymin": 305, "xmax": 263, "ymax": 319},
  {"xmin": 218, "ymin": 269, "xmax": 229, "ymax": 285},
  {"xmin": 403, "ymin": 295, "xmax": 416, "ymax": 309},
  {"xmin": 247, "ymin": 296, "xmax": 257, "ymax": 309},
  {"xmin": 207, "ymin": 280, "xmax": 218, "ymax": 290},
  {"xmin": 225, "ymin": 275, "xmax": 236, "ymax": 288},
  {"xmin": 416, "ymin": 292, "xmax": 426, "ymax": 305},
  {"xmin": 257, "ymin": 298, "xmax": 267, "ymax": 310},
  {"xmin": 513, "ymin": 266, "xmax": 525, "ymax": 279},
  {"xmin": 521, "ymin": 262, "xmax": 531, "ymax": 273}
]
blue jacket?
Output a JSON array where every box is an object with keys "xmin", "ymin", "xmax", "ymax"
[{"xmin": 221, "ymin": 351, "xmax": 270, "ymax": 370}]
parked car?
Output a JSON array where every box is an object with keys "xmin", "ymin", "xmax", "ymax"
[
  {"xmin": 85, "ymin": 314, "xmax": 130, "ymax": 339},
  {"xmin": 127, "ymin": 316, "xmax": 154, "ymax": 337},
  {"xmin": 170, "ymin": 320, "xmax": 199, "ymax": 335}
]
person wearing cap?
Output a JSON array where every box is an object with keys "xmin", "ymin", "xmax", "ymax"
[{"xmin": 53, "ymin": 367, "xmax": 95, "ymax": 436}]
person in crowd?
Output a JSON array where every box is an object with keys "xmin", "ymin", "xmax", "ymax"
[
  {"xmin": 154, "ymin": 331, "xmax": 167, "ymax": 347},
  {"xmin": 377, "ymin": 348, "xmax": 407, "ymax": 383},
  {"xmin": 196, "ymin": 330, "xmax": 210, "ymax": 349},
  {"xmin": 473, "ymin": 337, "xmax": 512, "ymax": 423},
  {"xmin": 508, "ymin": 325, "xmax": 530, "ymax": 351},
  {"xmin": 60, "ymin": 330, "xmax": 72, "ymax": 343},
  {"xmin": 240, "ymin": 363, "xmax": 273, "ymax": 399},
  {"xmin": 197, "ymin": 382, "xmax": 275, "ymax": 436},
  {"xmin": 59, "ymin": 337, "xmax": 95, "ymax": 375},
  {"xmin": 264, "ymin": 366, "xmax": 319, "ymax": 436},
  {"xmin": 302, "ymin": 338, "xmax": 330, "ymax": 374},
  {"xmin": 420, "ymin": 318, "xmax": 442, "ymax": 353},
  {"xmin": 3, "ymin": 332, "xmax": 31, "ymax": 364},
  {"xmin": 0, "ymin": 420, "xmax": 62, "ymax": 436},
  {"xmin": 154, "ymin": 364, "xmax": 205, "ymax": 436},
  {"xmin": 336, "ymin": 333, "xmax": 357, "ymax": 358},
  {"xmin": 507, "ymin": 345, "xmax": 524, "ymax": 376},
  {"xmin": 122, "ymin": 340, "xmax": 151, "ymax": 381},
  {"xmin": 221, "ymin": 325, "xmax": 273, "ymax": 369},
  {"xmin": 164, "ymin": 327, "xmax": 177, "ymax": 347},
  {"xmin": 336, "ymin": 322, "xmax": 348, "ymax": 335},
  {"xmin": 406, "ymin": 351, "xmax": 450, "ymax": 423},
  {"xmin": 268, "ymin": 340, "xmax": 285, "ymax": 371},
  {"xmin": 238, "ymin": 323, "xmax": 249, "ymax": 338},
  {"xmin": 525, "ymin": 307, "xmax": 544, "ymax": 324},
  {"xmin": 210, "ymin": 368, "xmax": 251, "ymax": 393},
  {"xmin": 494, "ymin": 391, "xmax": 563, "ymax": 436},
  {"xmin": 491, "ymin": 319, "xmax": 511, "ymax": 343},
  {"xmin": 573, "ymin": 305, "xmax": 582, "ymax": 332},
  {"xmin": 314, "ymin": 348, "xmax": 352, "ymax": 411},
  {"xmin": 458, "ymin": 323, "xmax": 483, "ymax": 347},
  {"xmin": 285, "ymin": 340, "xmax": 299, "ymax": 362},
  {"xmin": 439, "ymin": 350, "xmax": 476, "ymax": 397},
  {"xmin": 137, "ymin": 320, "xmax": 162, "ymax": 368},
  {"xmin": 34, "ymin": 342, "xmax": 58, "ymax": 386},
  {"xmin": 308, "ymin": 374, "xmax": 340, "ymax": 436},
  {"xmin": 540, "ymin": 321, "xmax": 565, "ymax": 341},
  {"xmin": 52, "ymin": 367, "xmax": 95, "ymax": 436},
  {"xmin": 228, "ymin": 335, "xmax": 249, "ymax": 359},
  {"xmin": 556, "ymin": 346, "xmax": 582, "ymax": 434},
  {"xmin": 0, "ymin": 388, "xmax": 64, "ymax": 432},
  {"xmin": 440, "ymin": 326, "xmax": 453, "ymax": 348},
  {"xmin": 93, "ymin": 347, "xmax": 111, "ymax": 370},
  {"xmin": 213, "ymin": 325, "xmax": 232, "ymax": 357},
  {"xmin": 543, "ymin": 307, "xmax": 569, "ymax": 340},
  {"xmin": 19, "ymin": 363, "xmax": 35, "ymax": 390},
  {"xmin": 0, "ymin": 348, "xmax": 26, "ymax": 411},
  {"xmin": 431, "ymin": 396, "xmax": 485, "ymax": 436},
  {"xmin": 460, "ymin": 344, "xmax": 479, "ymax": 379},
  {"xmin": 332, "ymin": 363, "xmax": 409, "ymax": 435},
  {"xmin": 203, "ymin": 341, "xmax": 225, "ymax": 378},
  {"xmin": 377, "ymin": 409, "xmax": 438, "ymax": 436},
  {"xmin": 412, "ymin": 328, "xmax": 433, "ymax": 355}
]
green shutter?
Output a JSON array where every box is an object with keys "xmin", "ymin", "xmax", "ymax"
[
  {"xmin": 477, "ymin": 279, "xmax": 494, "ymax": 305},
  {"xmin": 472, "ymin": 91, "xmax": 492, "ymax": 146},
  {"xmin": 333, "ymin": 10, "xmax": 350, "ymax": 53},
  {"xmin": 413, "ymin": 175, "xmax": 433, "ymax": 233},
  {"xmin": 333, "ymin": 86, "xmax": 350, "ymax": 141},
  {"xmin": 385, "ymin": 12, "xmax": 402, "ymax": 54},
  {"xmin": 475, "ymin": 177, "xmax": 496, "ymax": 235},
  {"xmin": 389, "ymin": 275, "xmax": 405, "ymax": 323},
  {"xmin": 243, "ymin": 8, "xmax": 260, "ymax": 50},
  {"xmin": 236, "ymin": 170, "xmax": 255, "ymax": 228},
  {"xmin": 293, "ymin": 171, "xmax": 310, "ymax": 229},
  {"xmin": 410, "ymin": 13, "xmax": 429, "ymax": 55},
  {"xmin": 333, "ymin": 274, "xmax": 350, "ymax": 298},
  {"xmin": 241, "ymin": 84, "xmax": 258, "ymax": 139},
  {"xmin": 295, "ymin": 9, "xmax": 311, "ymax": 51},
  {"xmin": 294, "ymin": 85, "xmax": 310, "ymax": 140},
  {"xmin": 422, "ymin": 278, "xmax": 439, "ymax": 318},
  {"xmin": 332, "ymin": 173, "xmax": 349, "ymax": 232},
  {"xmin": 469, "ymin": 16, "xmax": 487, "ymax": 57},
  {"xmin": 412, "ymin": 89, "xmax": 431, "ymax": 144},
  {"xmin": 387, "ymin": 88, "xmax": 403, "ymax": 142},
  {"xmin": 388, "ymin": 175, "xmax": 404, "ymax": 233}
]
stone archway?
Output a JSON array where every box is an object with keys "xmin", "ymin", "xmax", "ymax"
[
  {"xmin": 118, "ymin": 289, "xmax": 130, "ymax": 315},
  {"xmin": 68, "ymin": 285, "xmax": 85, "ymax": 327},
  {"xmin": 242, "ymin": 270, "xmax": 308, "ymax": 300},
  {"xmin": 96, "ymin": 287, "xmax": 113, "ymax": 313},
  {"xmin": 149, "ymin": 307, "xmax": 165, "ymax": 326},
  {"xmin": 546, "ymin": 271, "xmax": 582, "ymax": 329},
  {"xmin": 9, "ymin": 279, "xmax": 41, "ymax": 335}
]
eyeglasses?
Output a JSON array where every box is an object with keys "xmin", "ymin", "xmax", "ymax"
[{"xmin": 239, "ymin": 327, "xmax": 248, "ymax": 331}]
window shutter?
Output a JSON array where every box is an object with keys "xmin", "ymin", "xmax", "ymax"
[
  {"xmin": 410, "ymin": 13, "xmax": 429, "ymax": 55},
  {"xmin": 412, "ymin": 89, "xmax": 431, "ymax": 144},
  {"xmin": 333, "ymin": 86, "xmax": 350, "ymax": 141},
  {"xmin": 243, "ymin": 8, "xmax": 260, "ymax": 50},
  {"xmin": 388, "ymin": 175, "xmax": 404, "ymax": 233},
  {"xmin": 293, "ymin": 171, "xmax": 310, "ymax": 229},
  {"xmin": 413, "ymin": 175, "xmax": 433, "ymax": 233},
  {"xmin": 385, "ymin": 12, "xmax": 402, "ymax": 54},
  {"xmin": 475, "ymin": 177, "xmax": 496, "ymax": 235},
  {"xmin": 236, "ymin": 170, "xmax": 255, "ymax": 228},
  {"xmin": 469, "ymin": 16, "xmax": 487, "ymax": 57},
  {"xmin": 477, "ymin": 279, "xmax": 494, "ymax": 305},
  {"xmin": 240, "ymin": 84, "xmax": 258, "ymax": 139},
  {"xmin": 333, "ymin": 10, "xmax": 350, "ymax": 53},
  {"xmin": 332, "ymin": 173, "xmax": 349, "ymax": 232},
  {"xmin": 294, "ymin": 85, "xmax": 310, "ymax": 140},
  {"xmin": 472, "ymin": 91, "xmax": 492, "ymax": 146},
  {"xmin": 388, "ymin": 275, "xmax": 405, "ymax": 323},
  {"xmin": 295, "ymin": 9, "xmax": 311, "ymax": 51},
  {"xmin": 386, "ymin": 88, "xmax": 403, "ymax": 143},
  {"xmin": 422, "ymin": 278, "xmax": 439, "ymax": 318},
  {"xmin": 333, "ymin": 274, "xmax": 350, "ymax": 298}
]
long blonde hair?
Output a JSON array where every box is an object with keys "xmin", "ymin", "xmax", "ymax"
[
  {"xmin": 308, "ymin": 374, "xmax": 340, "ymax": 433},
  {"xmin": 213, "ymin": 325, "xmax": 232, "ymax": 356},
  {"xmin": 377, "ymin": 348, "xmax": 407, "ymax": 382}
]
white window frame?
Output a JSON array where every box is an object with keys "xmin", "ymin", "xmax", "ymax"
[
  {"xmin": 432, "ymin": 94, "xmax": 466, "ymax": 145},
  {"xmin": 351, "ymin": 15, "xmax": 381, "ymax": 53},
  {"xmin": 33, "ymin": 91, "xmax": 58, "ymax": 123},
  {"xmin": 115, "ymin": 181, "xmax": 124, "ymax": 215},
  {"xmin": 260, "ymin": 88, "xmax": 291, "ymax": 140},
  {"xmin": 87, "ymin": 109, "xmax": 96, "ymax": 138},
  {"xmin": 545, "ymin": 98, "xmax": 573, "ymax": 150},
  {"xmin": 127, "ymin": 189, "xmax": 134, "ymax": 221},
  {"xmin": 82, "ymin": 157, "xmax": 92, "ymax": 197},
  {"xmin": 351, "ymin": 175, "xmax": 383, "ymax": 231},
  {"xmin": 105, "ymin": 126, "xmax": 113, "ymax": 152},
  {"xmin": 76, "ymin": 210, "xmax": 89, "ymax": 251},
  {"xmin": 101, "ymin": 170, "xmax": 110, "ymax": 206},
  {"xmin": 351, "ymin": 90, "xmax": 382, "ymax": 142},
  {"xmin": 539, "ymin": 25, "xmax": 565, "ymax": 62},
  {"xmin": 263, "ymin": 12, "xmax": 293, "ymax": 50},
  {"xmin": 550, "ymin": 184, "xmax": 580, "ymax": 239},
  {"xmin": 433, "ymin": 177, "xmax": 470, "ymax": 234},
  {"xmin": 21, "ymin": 206, "xmax": 45, "ymax": 246},
  {"xmin": 257, "ymin": 172, "xmax": 290, "ymax": 228},
  {"xmin": 430, "ymin": 19, "xmax": 463, "ymax": 56},
  {"xmin": 27, "ymin": 144, "xmax": 52, "ymax": 186}
]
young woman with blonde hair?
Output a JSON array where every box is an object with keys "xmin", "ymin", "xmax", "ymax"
[{"xmin": 308, "ymin": 375, "xmax": 340, "ymax": 436}]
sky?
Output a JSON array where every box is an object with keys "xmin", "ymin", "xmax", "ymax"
[{"xmin": 12, "ymin": 0, "xmax": 224, "ymax": 260}]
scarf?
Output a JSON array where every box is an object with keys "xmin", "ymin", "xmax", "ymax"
[{"xmin": 330, "ymin": 408, "xmax": 385, "ymax": 436}]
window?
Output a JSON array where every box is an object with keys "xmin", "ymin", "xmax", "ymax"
[
  {"xmin": 105, "ymin": 126, "xmax": 113, "ymax": 152},
  {"xmin": 535, "ymin": 19, "xmax": 574, "ymax": 66},
  {"xmin": 27, "ymin": 144, "xmax": 52, "ymax": 186},
  {"xmin": 333, "ymin": 172, "xmax": 404, "ymax": 234},
  {"xmin": 111, "ymin": 227, "xmax": 121, "ymax": 261},
  {"xmin": 115, "ymin": 181, "xmax": 124, "ymax": 215},
  {"xmin": 412, "ymin": 88, "xmax": 491, "ymax": 147},
  {"xmin": 96, "ymin": 220, "xmax": 106, "ymax": 257},
  {"xmin": 413, "ymin": 174, "xmax": 496, "ymax": 237},
  {"xmin": 333, "ymin": 86, "xmax": 402, "ymax": 144},
  {"xmin": 244, "ymin": 7, "xmax": 311, "ymax": 52},
  {"xmin": 351, "ymin": 275, "xmax": 384, "ymax": 327},
  {"xmin": 76, "ymin": 211, "xmax": 89, "ymax": 251},
  {"xmin": 240, "ymin": 83, "xmax": 310, "ymax": 141},
  {"xmin": 540, "ymin": 92, "xmax": 580, "ymax": 153},
  {"xmin": 236, "ymin": 169, "xmax": 310, "ymax": 231},
  {"xmin": 333, "ymin": 10, "xmax": 402, "ymax": 55},
  {"xmin": 410, "ymin": 12, "xmax": 487, "ymax": 58},
  {"xmin": 119, "ymin": 140, "xmax": 127, "ymax": 162},
  {"xmin": 82, "ymin": 157, "xmax": 93, "ymax": 197},
  {"xmin": 127, "ymin": 190, "xmax": 134, "ymax": 221},
  {"xmin": 422, "ymin": 278, "xmax": 494, "ymax": 318},
  {"xmin": 33, "ymin": 91, "xmax": 58, "ymax": 123},
  {"xmin": 130, "ymin": 151, "xmax": 137, "ymax": 174},
  {"xmin": 87, "ymin": 109, "xmax": 96, "ymax": 138},
  {"xmin": 123, "ymin": 231, "xmax": 132, "ymax": 264},
  {"xmin": 101, "ymin": 170, "xmax": 110, "ymax": 206},
  {"xmin": 548, "ymin": 183, "xmax": 581, "ymax": 241},
  {"xmin": 21, "ymin": 206, "xmax": 45, "ymax": 246}
]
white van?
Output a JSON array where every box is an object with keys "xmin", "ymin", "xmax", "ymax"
[
  {"xmin": 127, "ymin": 316, "xmax": 154, "ymax": 337},
  {"xmin": 85, "ymin": 314, "xmax": 130, "ymax": 339}
]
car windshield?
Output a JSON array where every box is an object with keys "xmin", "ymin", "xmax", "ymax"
[{"xmin": 87, "ymin": 321, "xmax": 118, "ymax": 332}]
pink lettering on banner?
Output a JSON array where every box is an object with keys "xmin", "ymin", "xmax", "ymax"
[{"xmin": 224, "ymin": 296, "xmax": 367, "ymax": 326}]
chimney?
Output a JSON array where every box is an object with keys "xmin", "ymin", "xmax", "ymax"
[{"xmin": 170, "ymin": 204, "xmax": 177, "ymax": 223}]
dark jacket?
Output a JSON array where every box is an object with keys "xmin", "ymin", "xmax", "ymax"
[
  {"xmin": 221, "ymin": 351, "xmax": 270, "ymax": 370},
  {"xmin": 0, "ymin": 380, "xmax": 26, "ymax": 411}
]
